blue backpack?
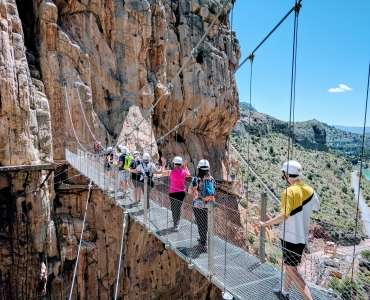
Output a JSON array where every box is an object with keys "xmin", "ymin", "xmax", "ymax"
[{"xmin": 193, "ymin": 177, "xmax": 215, "ymax": 201}]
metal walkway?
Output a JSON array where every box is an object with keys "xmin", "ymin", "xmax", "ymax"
[{"xmin": 65, "ymin": 149, "xmax": 337, "ymax": 300}]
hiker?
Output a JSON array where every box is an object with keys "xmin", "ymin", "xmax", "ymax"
[
  {"xmin": 131, "ymin": 153, "xmax": 161, "ymax": 206},
  {"xmin": 104, "ymin": 147, "xmax": 114, "ymax": 192},
  {"xmin": 129, "ymin": 151, "xmax": 143, "ymax": 203},
  {"xmin": 118, "ymin": 146, "xmax": 131, "ymax": 195},
  {"xmin": 230, "ymin": 167, "xmax": 236, "ymax": 181},
  {"xmin": 94, "ymin": 141, "xmax": 102, "ymax": 154},
  {"xmin": 189, "ymin": 159, "xmax": 216, "ymax": 253},
  {"xmin": 160, "ymin": 156, "xmax": 190, "ymax": 231},
  {"xmin": 253, "ymin": 160, "xmax": 320, "ymax": 300}
]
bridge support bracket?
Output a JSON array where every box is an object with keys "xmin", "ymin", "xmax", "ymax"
[
  {"xmin": 188, "ymin": 263, "xmax": 194, "ymax": 269},
  {"xmin": 165, "ymin": 244, "xmax": 170, "ymax": 249}
]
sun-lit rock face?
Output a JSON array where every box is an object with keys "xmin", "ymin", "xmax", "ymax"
[
  {"xmin": 33, "ymin": 0, "xmax": 240, "ymax": 176},
  {"xmin": 0, "ymin": 0, "xmax": 240, "ymax": 298},
  {"xmin": 0, "ymin": 0, "xmax": 53, "ymax": 166}
]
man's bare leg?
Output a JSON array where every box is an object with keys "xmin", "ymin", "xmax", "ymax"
[{"xmin": 285, "ymin": 265, "xmax": 313, "ymax": 300}]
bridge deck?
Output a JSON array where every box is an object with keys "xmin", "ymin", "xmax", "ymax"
[{"xmin": 65, "ymin": 150, "xmax": 334, "ymax": 300}]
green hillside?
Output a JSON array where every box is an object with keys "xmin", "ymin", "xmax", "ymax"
[{"xmin": 231, "ymin": 109, "xmax": 368, "ymax": 245}]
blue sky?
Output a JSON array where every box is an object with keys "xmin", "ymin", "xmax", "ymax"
[{"xmin": 232, "ymin": 0, "xmax": 370, "ymax": 126}]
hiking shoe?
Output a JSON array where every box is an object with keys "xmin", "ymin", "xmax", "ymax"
[
  {"xmin": 273, "ymin": 289, "xmax": 289, "ymax": 300},
  {"xmin": 173, "ymin": 225, "xmax": 180, "ymax": 232}
]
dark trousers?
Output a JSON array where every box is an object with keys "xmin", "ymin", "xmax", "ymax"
[
  {"xmin": 193, "ymin": 207, "xmax": 208, "ymax": 245},
  {"xmin": 169, "ymin": 192, "xmax": 186, "ymax": 227},
  {"xmin": 140, "ymin": 179, "xmax": 154, "ymax": 208}
]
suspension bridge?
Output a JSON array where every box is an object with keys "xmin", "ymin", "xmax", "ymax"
[
  {"xmin": 57, "ymin": 0, "xmax": 370, "ymax": 298},
  {"xmin": 65, "ymin": 148, "xmax": 338, "ymax": 300}
]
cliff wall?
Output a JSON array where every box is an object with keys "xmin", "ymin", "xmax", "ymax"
[{"xmin": 0, "ymin": 0, "xmax": 240, "ymax": 299}]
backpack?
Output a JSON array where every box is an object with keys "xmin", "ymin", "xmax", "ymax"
[
  {"xmin": 122, "ymin": 154, "xmax": 132, "ymax": 169},
  {"xmin": 192, "ymin": 177, "xmax": 215, "ymax": 201},
  {"xmin": 131, "ymin": 157, "xmax": 143, "ymax": 170}
]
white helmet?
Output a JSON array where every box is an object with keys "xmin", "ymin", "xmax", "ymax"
[
  {"xmin": 106, "ymin": 147, "xmax": 113, "ymax": 153},
  {"xmin": 120, "ymin": 145, "xmax": 128, "ymax": 154},
  {"xmin": 133, "ymin": 151, "xmax": 140, "ymax": 156},
  {"xmin": 143, "ymin": 153, "xmax": 151, "ymax": 163},
  {"xmin": 280, "ymin": 160, "xmax": 303, "ymax": 175},
  {"xmin": 173, "ymin": 156, "xmax": 183, "ymax": 165},
  {"xmin": 197, "ymin": 159, "xmax": 210, "ymax": 170}
]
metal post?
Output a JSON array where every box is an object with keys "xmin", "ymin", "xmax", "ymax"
[
  {"xmin": 114, "ymin": 167, "xmax": 118, "ymax": 201},
  {"xmin": 207, "ymin": 200, "xmax": 214, "ymax": 276},
  {"xmin": 143, "ymin": 176, "xmax": 148, "ymax": 226},
  {"xmin": 114, "ymin": 211, "xmax": 128, "ymax": 300},
  {"xmin": 259, "ymin": 192, "xmax": 267, "ymax": 263}
]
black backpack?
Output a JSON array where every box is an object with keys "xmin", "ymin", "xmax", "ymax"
[{"xmin": 131, "ymin": 157, "xmax": 143, "ymax": 170}]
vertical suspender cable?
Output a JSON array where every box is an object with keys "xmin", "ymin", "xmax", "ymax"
[
  {"xmin": 223, "ymin": 4, "xmax": 234, "ymax": 296},
  {"xmin": 351, "ymin": 61, "xmax": 370, "ymax": 285},
  {"xmin": 74, "ymin": 84, "xmax": 100, "ymax": 143},
  {"xmin": 280, "ymin": 1, "xmax": 301, "ymax": 296},
  {"xmin": 114, "ymin": 211, "xmax": 129, "ymax": 300},
  {"xmin": 68, "ymin": 180, "xmax": 93, "ymax": 300}
]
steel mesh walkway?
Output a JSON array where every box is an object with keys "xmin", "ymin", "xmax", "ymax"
[{"xmin": 65, "ymin": 148, "xmax": 338, "ymax": 300}]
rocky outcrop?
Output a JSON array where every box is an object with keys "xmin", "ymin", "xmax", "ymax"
[
  {"xmin": 234, "ymin": 108, "xmax": 329, "ymax": 151},
  {"xmin": 0, "ymin": 0, "xmax": 240, "ymax": 299},
  {"xmin": 0, "ymin": 0, "xmax": 53, "ymax": 166},
  {"xmin": 31, "ymin": 0, "xmax": 240, "ymax": 176},
  {"xmin": 50, "ymin": 167, "xmax": 223, "ymax": 300}
]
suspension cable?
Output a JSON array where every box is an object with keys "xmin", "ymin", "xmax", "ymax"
[
  {"xmin": 68, "ymin": 180, "xmax": 93, "ymax": 300},
  {"xmin": 280, "ymin": 1, "xmax": 301, "ymax": 296},
  {"xmin": 351, "ymin": 61, "xmax": 370, "ymax": 281},
  {"xmin": 114, "ymin": 211, "xmax": 129, "ymax": 300},
  {"xmin": 63, "ymin": 82, "xmax": 94, "ymax": 155},
  {"xmin": 117, "ymin": 0, "xmax": 230, "ymax": 145},
  {"xmin": 236, "ymin": 0, "xmax": 302, "ymax": 73},
  {"xmin": 74, "ymin": 83, "xmax": 99, "ymax": 143}
]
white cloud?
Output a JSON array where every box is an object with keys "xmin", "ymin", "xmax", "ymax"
[{"xmin": 328, "ymin": 84, "xmax": 353, "ymax": 93}]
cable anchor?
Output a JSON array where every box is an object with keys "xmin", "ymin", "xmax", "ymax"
[
  {"xmin": 217, "ymin": 85, "xmax": 223, "ymax": 91},
  {"xmin": 247, "ymin": 53, "xmax": 254, "ymax": 63},
  {"xmin": 149, "ymin": 108, "xmax": 154, "ymax": 115},
  {"xmin": 174, "ymin": 125, "xmax": 180, "ymax": 132},
  {"xmin": 123, "ymin": 137, "xmax": 128, "ymax": 142},
  {"xmin": 293, "ymin": 1, "xmax": 302, "ymax": 16},
  {"xmin": 159, "ymin": 136, "xmax": 165, "ymax": 143},
  {"xmin": 135, "ymin": 126, "xmax": 139, "ymax": 131},
  {"xmin": 193, "ymin": 109, "xmax": 198, "ymax": 116},
  {"xmin": 62, "ymin": 81, "xmax": 67, "ymax": 87},
  {"xmin": 167, "ymin": 83, "xmax": 174, "ymax": 92}
]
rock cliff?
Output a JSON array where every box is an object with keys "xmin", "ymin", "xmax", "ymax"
[
  {"xmin": 234, "ymin": 108, "xmax": 329, "ymax": 151},
  {"xmin": 0, "ymin": 0, "xmax": 240, "ymax": 299}
]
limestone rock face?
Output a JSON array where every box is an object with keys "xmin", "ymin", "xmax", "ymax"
[
  {"xmin": 32, "ymin": 0, "xmax": 240, "ymax": 175},
  {"xmin": 0, "ymin": 0, "xmax": 53, "ymax": 166}
]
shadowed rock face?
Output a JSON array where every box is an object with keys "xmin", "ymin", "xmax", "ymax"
[{"xmin": 0, "ymin": 0, "xmax": 240, "ymax": 299}]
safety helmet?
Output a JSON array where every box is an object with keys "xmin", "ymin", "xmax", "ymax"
[
  {"xmin": 106, "ymin": 147, "xmax": 113, "ymax": 153},
  {"xmin": 173, "ymin": 156, "xmax": 183, "ymax": 165},
  {"xmin": 197, "ymin": 159, "xmax": 210, "ymax": 170},
  {"xmin": 279, "ymin": 160, "xmax": 303, "ymax": 175},
  {"xmin": 133, "ymin": 151, "xmax": 140, "ymax": 156},
  {"xmin": 143, "ymin": 153, "xmax": 151, "ymax": 163},
  {"xmin": 119, "ymin": 145, "xmax": 128, "ymax": 154}
]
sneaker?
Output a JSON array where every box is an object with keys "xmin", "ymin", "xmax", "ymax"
[
  {"xmin": 273, "ymin": 289, "xmax": 289, "ymax": 300},
  {"xmin": 173, "ymin": 225, "xmax": 180, "ymax": 232}
]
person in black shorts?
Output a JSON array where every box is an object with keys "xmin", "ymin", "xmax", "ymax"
[
  {"xmin": 129, "ymin": 151, "xmax": 142, "ymax": 203},
  {"xmin": 253, "ymin": 160, "xmax": 320, "ymax": 300}
]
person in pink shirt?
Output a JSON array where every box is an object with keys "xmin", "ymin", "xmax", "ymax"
[{"xmin": 161, "ymin": 156, "xmax": 190, "ymax": 231}]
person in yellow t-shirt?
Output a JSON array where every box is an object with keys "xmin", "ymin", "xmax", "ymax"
[{"xmin": 254, "ymin": 160, "xmax": 320, "ymax": 300}]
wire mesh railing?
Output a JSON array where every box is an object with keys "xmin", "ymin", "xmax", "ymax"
[{"xmin": 65, "ymin": 148, "xmax": 370, "ymax": 300}]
